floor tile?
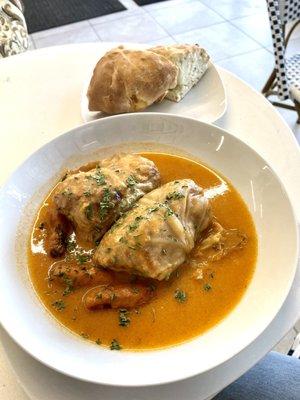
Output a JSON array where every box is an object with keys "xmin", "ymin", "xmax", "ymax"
[
  {"xmin": 89, "ymin": 7, "xmax": 144, "ymax": 26},
  {"xmin": 143, "ymin": 0, "xmax": 193, "ymax": 12},
  {"xmin": 33, "ymin": 25, "xmax": 99, "ymax": 49},
  {"xmin": 174, "ymin": 22, "xmax": 261, "ymax": 62},
  {"xmin": 200, "ymin": 0, "xmax": 266, "ymax": 20},
  {"xmin": 218, "ymin": 48, "xmax": 274, "ymax": 91},
  {"xmin": 273, "ymin": 328, "xmax": 297, "ymax": 354},
  {"xmin": 31, "ymin": 20, "xmax": 91, "ymax": 40},
  {"xmin": 231, "ymin": 12, "xmax": 272, "ymax": 48},
  {"xmin": 119, "ymin": 0, "xmax": 140, "ymax": 9},
  {"xmin": 93, "ymin": 13, "xmax": 168, "ymax": 43},
  {"xmin": 145, "ymin": 36, "xmax": 177, "ymax": 46},
  {"xmin": 147, "ymin": 0, "xmax": 224, "ymax": 35}
]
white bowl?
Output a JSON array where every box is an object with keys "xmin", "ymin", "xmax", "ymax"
[{"xmin": 0, "ymin": 113, "xmax": 298, "ymax": 387}]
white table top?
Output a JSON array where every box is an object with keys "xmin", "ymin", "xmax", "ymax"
[{"xmin": 0, "ymin": 43, "xmax": 299, "ymax": 400}]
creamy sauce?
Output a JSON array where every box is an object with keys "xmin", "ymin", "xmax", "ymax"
[{"xmin": 28, "ymin": 153, "xmax": 257, "ymax": 350}]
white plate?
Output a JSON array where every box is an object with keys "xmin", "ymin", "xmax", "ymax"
[
  {"xmin": 80, "ymin": 44, "xmax": 226, "ymax": 123},
  {"xmin": 0, "ymin": 113, "xmax": 298, "ymax": 387}
]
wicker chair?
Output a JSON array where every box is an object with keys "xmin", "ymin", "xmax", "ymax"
[
  {"xmin": 0, "ymin": 0, "xmax": 28, "ymax": 58},
  {"xmin": 262, "ymin": 0, "xmax": 300, "ymax": 123}
]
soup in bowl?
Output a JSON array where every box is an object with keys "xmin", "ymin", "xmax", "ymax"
[{"xmin": 0, "ymin": 113, "xmax": 298, "ymax": 386}]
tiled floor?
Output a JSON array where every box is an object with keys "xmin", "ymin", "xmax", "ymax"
[{"xmin": 27, "ymin": 0, "xmax": 299, "ymax": 353}]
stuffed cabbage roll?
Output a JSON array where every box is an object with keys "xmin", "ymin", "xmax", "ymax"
[
  {"xmin": 93, "ymin": 179, "xmax": 212, "ymax": 280},
  {"xmin": 49, "ymin": 153, "xmax": 160, "ymax": 255}
]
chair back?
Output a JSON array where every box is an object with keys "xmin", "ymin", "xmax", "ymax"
[
  {"xmin": 279, "ymin": 0, "xmax": 300, "ymax": 24},
  {"xmin": 0, "ymin": 0, "xmax": 28, "ymax": 58},
  {"xmin": 266, "ymin": 0, "xmax": 300, "ymax": 100}
]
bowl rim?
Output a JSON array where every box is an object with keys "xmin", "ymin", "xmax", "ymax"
[{"xmin": 0, "ymin": 112, "xmax": 299, "ymax": 387}]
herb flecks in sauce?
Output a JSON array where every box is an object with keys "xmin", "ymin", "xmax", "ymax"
[
  {"xmin": 52, "ymin": 300, "xmax": 66, "ymax": 311},
  {"xmin": 76, "ymin": 253, "xmax": 90, "ymax": 265},
  {"xmin": 110, "ymin": 339, "xmax": 121, "ymax": 350},
  {"xmin": 119, "ymin": 309, "xmax": 131, "ymax": 327},
  {"xmin": 80, "ymin": 332, "xmax": 89, "ymax": 339},
  {"xmin": 174, "ymin": 289, "xmax": 187, "ymax": 303},
  {"xmin": 61, "ymin": 274, "xmax": 74, "ymax": 296},
  {"xmin": 203, "ymin": 283, "xmax": 212, "ymax": 291}
]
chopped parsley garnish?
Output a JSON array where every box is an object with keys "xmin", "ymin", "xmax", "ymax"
[
  {"xmin": 119, "ymin": 309, "xmax": 131, "ymax": 327},
  {"xmin": 164, "ymin": 206, "xmax": 174, "ymax": 219},
  {"xmin": 76, "ymin": 253, "xmax": 90, "ymax": 264},
  {"xmin": 126, "ymin": 175, "xmax": 137, "ymax": 187},
  {"xmin": 174, "ymin": 289, "xmax": 187, "ymax": 303},
  {"xmin": 52, "ymin": 299, "xmax": 66, "ymax": 311},
  {"xmin": 119, "ymin": 237, "xmax": 128, "ymax": 244},
  {"xmin": 99, "ymin": 188, "xmax": 113, "ymax": 220},
  {"xmin": 62, "ymin": 274, "xmax": 74, "ymax": 296},
  {"xmin": 166, "ymin": 191, "xmax": 185, "ymax": 201},
  {"xmin": 80, "ymin": 332, "xmax": 89, "ymax": 339},
  {"xmin": 66, "ymin": 237, "xmax": 76, "ymax": 252},
  {"xmin": 95, "ymin": 338, "xmax": 101, "ymax": 345},
  {"xmin": 83, "ymin": 191, "xmax": 91, "ymax": 197},
  {"xmin": 93, "ymin": 170, "xmax": 106, "ymax": 186},
  {"xmin": 128, "ymin": 216, "xmax": 144, "ymax": 232},
  {"xmin": 148, "ymin": 205, "xmax": 160, "ymax": 213},
  {"xmin": 85, "ymin": 203, "xmax": 93, "ymax": 220},
  {"xmin": 110, "ymin": 339, "xmax": 121, "ymax": 350},
  {"xmin": 203, "ymin": 283, "xmax": 212, "ymax": 291}
]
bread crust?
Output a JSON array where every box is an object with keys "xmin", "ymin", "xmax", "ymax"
[{"xmin": 87, "ymin": 46, "xmax": 178, "ymax": 114}]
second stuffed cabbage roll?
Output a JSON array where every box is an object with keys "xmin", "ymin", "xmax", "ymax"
[{"xmin": 93, "ymin": 179, "xmax": 212, "ymax": 280}]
